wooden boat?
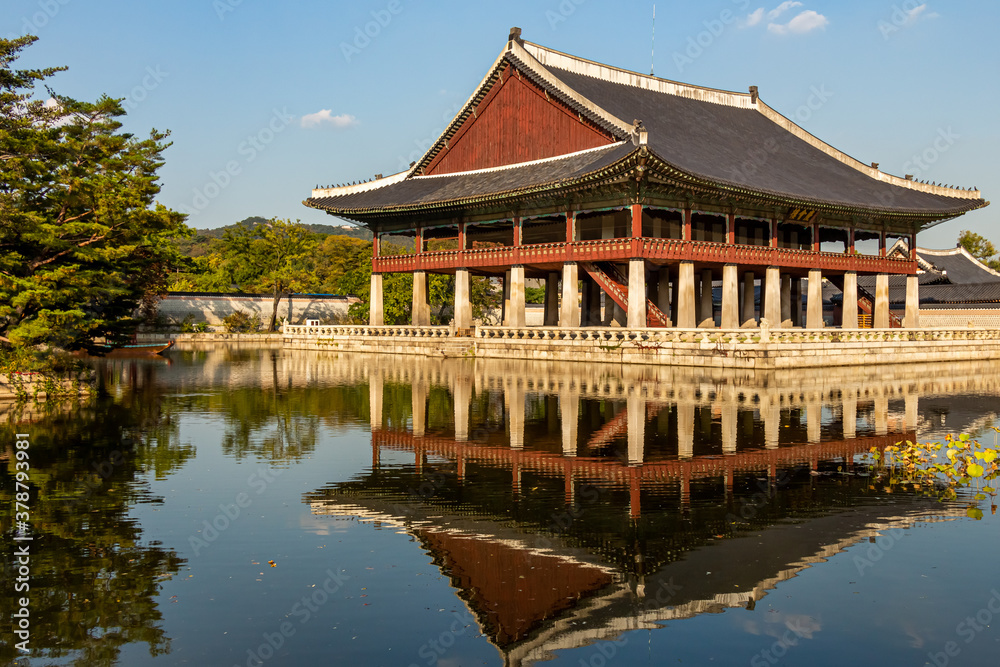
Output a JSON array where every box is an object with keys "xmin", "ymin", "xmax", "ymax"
[{"xmin": 83, "ymin": 340, "xmax": 175, "ymax": 357}]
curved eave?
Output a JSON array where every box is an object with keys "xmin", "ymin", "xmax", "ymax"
[
  {"xmin": 304, "ymin": 152, "xmax": 643, "ymax": 222},
  {"xmin": 643, "ymin": 151, "xmax": 988, "ymax": 221}
]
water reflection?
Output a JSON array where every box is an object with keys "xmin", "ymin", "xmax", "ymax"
[
  {"xmin": 3, "ymin": 349, "xmax": 1000, "ymax": 665},
  {"xmin": 302, "ymin": 353, "xmax": 997, "ymax": 665}
]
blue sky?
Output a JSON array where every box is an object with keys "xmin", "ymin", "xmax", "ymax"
[{"xmin": 7, "ymin": 0, "xmax": 998, "ymax": 247}]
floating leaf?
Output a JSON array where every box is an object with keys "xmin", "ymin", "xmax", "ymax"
[
  {"xmin": 968, "ymin": 464, "xmax": 985, "ymax": 478},
  {"xmin": 967, "ymin": 507, "xmax": 984, "ymax": 520},
  {"xmin": 982, "ymin": 450, "xmax": 997, "ymax": 463}
]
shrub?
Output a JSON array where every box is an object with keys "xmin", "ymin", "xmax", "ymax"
[{"xmin": 222, "ymin": 310, "xmax": 261, "ymax": 333}]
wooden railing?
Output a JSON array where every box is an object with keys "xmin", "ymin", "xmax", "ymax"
[{"xmin": 372, "ymin": 237, "xmax": 915, "ymax": 274}]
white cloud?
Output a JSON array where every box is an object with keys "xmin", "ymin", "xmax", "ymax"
[
  {"xmin": 743, "ymin": 8, "xmax": 765, "ymax": 28},
  {"xmin": 767, "ymin": 9, "xmax": 829, "ymax": 35},
  {"xmin": 300, "ymin": 109, "xmax": 359, "ymax": 129},
  {"xmin": 767, "ymin": 1, "xmax": 802, "ymax": 21}
]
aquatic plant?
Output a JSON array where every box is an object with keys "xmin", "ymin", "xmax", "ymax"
[{"xmin": 862, "ymin": 429, "xmax": 1000, "ymax": 518}]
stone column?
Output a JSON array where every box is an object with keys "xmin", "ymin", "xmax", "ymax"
[
  {"xmin": 721, "ymin": 400, "xmax": 737, "ymax": 454},
  {"xmin": 842, "ymin": 271, "xmax": 859, "ymax": 329},
  {"xmin": 677, "ymin": 401, "xmax": 694, "ymax": 459},
  {"xmin": 412, "ymin": 270, "xmax": 430, "ymax": 326},
  {"xmin": 453, "ymin": 373, "xmax": 471, "ymax": 442},
  {"xmin": 411, "ymin": 382, "xmax": 427, "ymax": 438},
  {"xmin": 741, "ymin": 271, "xmax": 756, "ymax": 327},
  {"xmin": 508, "ymin": 265, "xmax": 526, "ymax": 328},
  {"xmin": 561, "ymin": 388, "xmax": 579, "ymax": 457},
  {"xmin": 764, "ymin": 266, "xmax": 781, "ymax": 327},
  {"xmin": 780, "ymin": 273, "xmax": 792, "ymax": 328},
  {"xmin": 699, "ymin": 268, "xmax": 714, "ymax": 327},
  {"xmin": 790, "ymin": 277, "xmax": 804, "ymax": 328},
  {"xmin": 807, "ymin": 269, "xmax": 824, "ymax": 329},
  {"xmin": 369, "ymin": 372, "xmax": 383, "ymax": 432},
  {"xmin": 507, "ymin": 381, "xmax": 525, "ymax": 449},
  {"xmin": 627, "ymin": 393, "xmax": 645, "ymax": 465},
  {"xmin": 905, "ymin": 274, "xmax": 920, "ymax": 328},
  {"xmin": 560, "ymin": 262, "xmax": 580, "ymax": 327},
  {"xmin": 842, "ymin": 390, "xmax": 857, "ymax": 440},
  {"xmin": 677, "ymin": 261, "xmax": 696, "ymax": 328},
  {"xmin": 874, "ymin": 273, "xmax": 890, "ymax": 329},
  {"xmin": 721, "ymin": 264, "xmax": 739, "ymax": 329},
  {"xmin": 544, "ymin": 271, "xmax": 560, "ymax": 326},
  {"xmin": 454, "ymin": 268, "xmax": 472, "ymax": 329},
  {"xmin": 369, "ymin": 273, "xmax": 384, "ymax": 326},
  {"xmin": 628, "ymin": 259, "xmax": 647, "ymax": 328}
]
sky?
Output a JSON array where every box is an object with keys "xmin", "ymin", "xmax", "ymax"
[{"xmin": 6, "ymin": 0, "xmax": 998, "ymax": 248}]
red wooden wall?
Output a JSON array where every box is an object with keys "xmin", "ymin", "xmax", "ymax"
[{"xmin": 425, "ymin": 64, "xmax": 615, "ymax": 176}]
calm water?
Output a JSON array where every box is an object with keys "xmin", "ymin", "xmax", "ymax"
[{"xmin": 3, "ymin": 347, "xmax": 1000, "ymax": 667}]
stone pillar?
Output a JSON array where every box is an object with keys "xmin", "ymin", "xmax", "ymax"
[
  {"xmin": 905, "ymin": 393, "xmax": 919, "ymax": 433},
  {"xmin": 722, "ymin": 264, "xmax": 739, "ymax": 329},
  {"xmin": 842, "ymin": 271, "xmax": 859, "ymax": 329},
  {"xmin": 412, "ymin": 270, "xmax": 430, "ymax": 326},
  {"xmin": 721, "ymin": 400, "xmax": 737, "ymax": 454},
  {"xmin": 369, "ymin": 372, "xmax": 383, "ymax": 432},
  {"xmin": 874, "ymin": 273, "xmax": 890, "ymax": 329},
  {"xmin": 369, "ymin": 273, "xmax": 384, "ymax": 326},
  {"xmin": 905, "ymin": 274, "xmax": 920, "ymax": 328},
  {"xmin": 501, "ymin": 269, "xmax": 510, "ymax": 325},
  {"xmin": 699, "ymin": 268, "xmax": 714, "ymax": 327},
  {"xmin": 560, "ymin": 262, "xmax": 580, "ymax": 327},
  {"xmin": 453, "ymin": 373, "xmax": 471, "ymax": 442},
  {"xmin": 842, "ymin": 390, "xmax": 857, "ymax": 440},
  {"xmin": 561, "ymin": 388, "xmax": 578, "ymax": 457},
  {"xmin": 508, "ymin": 265, "xmax": 526, "ymax": 328},
  {"xmin": 807, "ymin": 269, "xmax": 824, "ymax": 329},
  {"xmin": 411, "ymin": 382, "xmax": 426, "ymax": 437},
  {"xmin": 677, "ymin": 402, "xmax": 694, "ymax": 459},
  {"xmin": 741, "ymin": 271, "xmax": 756, "ymax": 327},
  {"xmin": 790, "ymin": 277, "xmax": 804, "ymax": 328},
  {"xmin": 628, "ymin": 259, "xmax": 647, "ymax": 328},
  {"xmin": 780, "ymin": 273, "xmax": 792, "ymax": 327},
  {"xmin": 627, "ymin": 393, "xmax": 645, "ymax": 465},
  {"xmin": 657, "ymin": 269, "xmax": 672, "ymax": 324},
  {"xmin": 762, "ymin": 397, "xmax": 780, "ymax": 449},
  {"xmin": 677, "ymin": 262, "xmax": 696, "ymax": 328},
  {"xmin": 507, "ymin": 381, "xmax": 525, "ymax": 449},
  {"xmin": 544, "ymin": 271, "xmax": 560, "ymax": 326},
  {"xmin": 807, "ymin": 398, "xmax": 821, "ymax": 444},
  {"xmin": 764, "ymin": 266, "xmax": 781, "ymax": 328},
  {"xmin": 454, "ymin": 268, "xmax": 472, "ymax": 329}
]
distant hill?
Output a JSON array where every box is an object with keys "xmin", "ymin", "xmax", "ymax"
[
  {"xmin": 196, "ymin": 216, "xmax": 373, "ymax": 240},
  {"xmin": 177, "ymin": 216, "xmax": 373, "ymax": 257}
]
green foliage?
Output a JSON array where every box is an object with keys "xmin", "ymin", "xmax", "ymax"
[
  {"xmin": 0, "ymin": 36, "xmax": 189, "ymax": 354},
  {"xmin": 862, "ymin": 429, "xmax": 1000, "ymax": 517},
  {"xmin": 525, "ymin": 286, "xmax": 545, "ymax": 304},
  {"xmin": 222, "ymin": 310, "xmax": 261, "ymax": 333},
  {"xmin": 957, "ymin": 230, "xmax": 1000, "ymax": 271}
]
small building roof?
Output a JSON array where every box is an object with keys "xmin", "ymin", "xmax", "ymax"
[{"xmin": 306, "ymin": 29, "xmax": 987, "ymax": 225}]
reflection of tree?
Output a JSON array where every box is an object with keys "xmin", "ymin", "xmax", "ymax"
[
  {"xmin": 217, "ymin": 387, "xmax": 321, "ymax": 461},
  {"xmin": 0, "ymin": 386, "xmax": 189, "ymax": 666}
]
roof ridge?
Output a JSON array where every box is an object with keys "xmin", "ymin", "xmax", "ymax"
[
  {"xmin": 412, "ymin": 142, "xmax": 629, "ymax": 180},
  {"xmin": 311, "ymin": 169, "xmax": 409, "ymax": 199}
]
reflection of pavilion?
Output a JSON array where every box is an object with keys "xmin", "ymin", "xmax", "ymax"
[
  {"xmin": 309, "ymin": 429, "xmax": 961, "ymax": 665},
  {"xmin": 304, "ymin": 355, "xmax": 991, "ymax": 665}
]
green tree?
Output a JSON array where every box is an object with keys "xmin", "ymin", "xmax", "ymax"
[
  {"xmin": 0, "ymin": 36, "xmax": 189, "ymax": 354},
  {"xmin": 215, "ymin": 218, "xmax": 318, "ymax": 331},
  {"xmin": 958, "ymin": 230, "xmax": 1000, "ymax": 271}
]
